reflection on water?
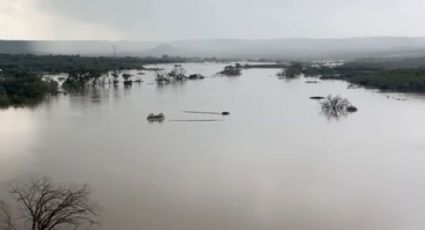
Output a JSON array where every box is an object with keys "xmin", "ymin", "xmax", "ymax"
[
  {"xmin": 1, "ymin": 63, "xmax": 425, "ymax": 230},
  {"xmin": 0, "ymin": 111, "xmax": 39, "ymax": 179},
  {"xmin": 156, "ymin": 79, "xmax": 188, "ymax": 90},
  {"xmin": 320, "ymin": 108, "xmax": 349, "ymax": 120}
]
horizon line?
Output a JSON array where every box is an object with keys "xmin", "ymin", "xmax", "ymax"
[{"xmin": 2, "ymin": 36, "xmax": 425, "ymax": 43}]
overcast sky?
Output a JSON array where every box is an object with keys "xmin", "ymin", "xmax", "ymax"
[{"xmin": 1, "ymin": 0, "xmax": 425, "ymax": 41}]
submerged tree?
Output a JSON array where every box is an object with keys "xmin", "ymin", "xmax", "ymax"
[
  {"xmin": 122, "ymin": 73, "xmax": 133, "ymax": 86},
  {"xmin": 111, "ymin": 70, "xmax": 122, "ymax": 85},
  {"xmin": 2, "ymin": 178, "xmax": 100, "ymax": 230},
  {"xmin": 320, "ymin": 95, "xmax": 358, "ymax": 119}
]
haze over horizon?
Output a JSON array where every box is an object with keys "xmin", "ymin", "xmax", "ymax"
[{"xmin": 1, "ymin": 0, "xmax": 425, "ymax": 41}]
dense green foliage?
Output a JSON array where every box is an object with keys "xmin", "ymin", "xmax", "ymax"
[
  {"xmin": 304, "ymin": 60, "xmax": 425, "ymax": 93},
  {"xmin": 0, "ymin": 72, "xmax": 58, "ymax": 107},
  {"xmin": 344, "ymin": 69, "xmax": 425, "ymax": 92}
]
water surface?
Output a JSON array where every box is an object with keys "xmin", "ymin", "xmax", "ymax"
[{"xmin": 1, "ymin": 63, "xmax": 425, "ymax": 230}]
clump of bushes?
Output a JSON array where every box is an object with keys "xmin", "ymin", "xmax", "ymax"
[
  {"xmin": 220, "ymin": 64, "xmax": 242, "ymax": 76},
  {"xmin": 277, "ymin": 63, "xmax": 304, "ymax": 79}
]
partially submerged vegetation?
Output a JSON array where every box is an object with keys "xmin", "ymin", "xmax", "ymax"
[
  {"xmin": 0, "ymin": 71, "xmax": 58, "ymax": 107},
  {"xmin": 277, "ymin": 63, "xmax": 304, "ymax": 79},
  {"xmin": 0, "ymin": 54, "xmax": 218, "ymax": 106},
  {"xmin": 4, "ymin": 52, "xmax": 425, "ymax": 107},
  {"xmin": 320, "ymin": 95, "xmax": 358, "ymax": 118},
  {"xmin": 272, "ymin": 57, "xmax": 425, "ymax": 93},
  {"xmin": 304, "ymin": 58, "xmax": 425, "ymax": 93},
  {"xmin": 0, "ymin": 54, "xmax": 184, "ymax": 74},
  {"xmin": 219, "ymin": 64, "xmax": 242, "ymax": 76},
  {"xmin": 168, "ymin": 64, "xmax": 186, "ymax": 80},
  {"xmin": 188, "ymin": 74, "xmax": 205, "ymax": 80},
  {"xmin": 155, "ymin": 65, "xmax": 205, "ymax": 83},
  {"xmin": 0, "ymin": 54, "xmax": 233, "ymax": 74},
  {"xmin": 147, "ymin": 113, "xmax": 166, "ymax": 123},
  {"xmin": 0, "ymin": 54, "xmax": 195, "ymax": 106},
  {"xmin": 242, "ymin": 63, "xmax": 289, "ymax": 69},
  {"xmin": 284, "ymin": 63, "xmax": 304, "ymax": 78}
]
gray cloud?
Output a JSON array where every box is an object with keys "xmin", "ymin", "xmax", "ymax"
[{"xmin": 2, "ymin": 0, "xmax": 425, "ymax": 40}]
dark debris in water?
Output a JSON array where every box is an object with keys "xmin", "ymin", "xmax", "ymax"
[{"xmin": 310, "ymin": 96, "xmax": 325, "ymax": 100}]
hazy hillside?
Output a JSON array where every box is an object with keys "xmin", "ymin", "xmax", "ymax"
[
  {"xmin": 170, "ymin": 37, "xmax": 425, "ymax": 60},
  {"xmin": 0, "ymin": 40, "xmax": 161, "ymax": 56},
  {"xmin": 2, "ymin": 37, "xmax": 425, "ymax": 60}
]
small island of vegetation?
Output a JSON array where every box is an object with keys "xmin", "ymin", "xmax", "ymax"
[{"xmin": 219, "ymin": 63, "xmax": 242, "ymax": 76}]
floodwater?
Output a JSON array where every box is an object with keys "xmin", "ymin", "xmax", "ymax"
[{"xmin": 1, "ymin": 63, "xmax": 425, "ymax": 230}]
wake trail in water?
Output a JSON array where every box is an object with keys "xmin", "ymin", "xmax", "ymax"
[
  {"xmin": 183, "ymin": 111, "xmax": 223, "ymax": 115},
  {"xmin": 168, "ymin": 119, "xmax": 224, "ymax": 122}
]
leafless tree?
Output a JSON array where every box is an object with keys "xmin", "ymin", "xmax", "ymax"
[
  {"xmin": 0, "ymin": 201, "xmax": 15, "ymax": 230},
  {"xmin": 8, "ymin": 178, "xmax": 99, "ymax": 230},
  {"xmin": 320, "ymin": 95, "xmax": 352, "ymax": 119}
]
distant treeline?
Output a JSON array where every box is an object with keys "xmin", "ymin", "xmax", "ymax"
[
  {"xmin": 0, "ymin": 54, "xmax": 233, "ymax": 74},
  {"xmin": 345, "ymin": 57, "xmax": 425, "ymax": 70}
]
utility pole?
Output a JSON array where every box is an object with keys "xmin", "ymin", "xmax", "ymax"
[{"xmin": 112, "ymin": 45, "xmax": 118, "ymax": 57}]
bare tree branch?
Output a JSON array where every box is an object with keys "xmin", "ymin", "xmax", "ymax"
[{"xmin": 8, "ymin": 178, "xmax": 99, "ymax": 230}]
